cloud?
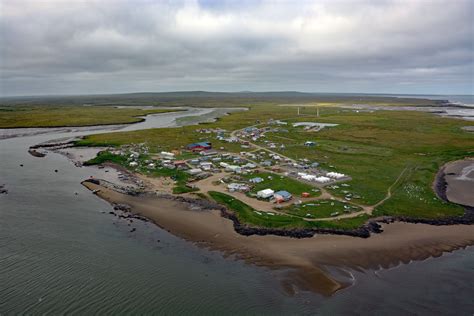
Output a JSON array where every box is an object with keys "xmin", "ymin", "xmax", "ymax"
[{"xmin": 0, "ymin": 0, "xmax": 472, "ymax": 96}]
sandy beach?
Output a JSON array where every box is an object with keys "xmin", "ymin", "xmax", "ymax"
[
  {"xmin": 444, "ymin": 159, "xmax": 474, "ymax": 206},
  {"xmin": 83, "ymin": 181, "xmax": 474, "ymax": 296}
]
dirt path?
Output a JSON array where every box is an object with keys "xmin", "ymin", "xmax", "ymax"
[{"xmin": 215, "ymin": 124, "xmax": 411, "ymax": 222}]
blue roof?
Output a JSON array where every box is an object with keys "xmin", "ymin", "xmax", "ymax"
[
  {"xmin": 274, "ymin": 190, "xmax": 292, "ymax": 198},
  {"xmin": 250, "ymin": 177, "xmax": 263, "ymax": 182},
  {"xmin": 188, "ymin": 142, "xmax": 211, "ymax": 147}
]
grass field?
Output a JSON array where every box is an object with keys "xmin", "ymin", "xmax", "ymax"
[
  {"xmin": 281, "ymin": 200, "xmax": 361, "ymax": 219},
  {"xmin": 241, "ymin": 172, "xmax": 320, "ymax": 197},
  {"xmin": 209, "ymin": 191, "xmax": 370, "ymax": 230},
  {"xmin": 0, "ymin": 106, "xmax": 181, "ymax": 128}
]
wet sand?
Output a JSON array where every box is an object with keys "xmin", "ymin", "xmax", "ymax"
[
  {"xmin": 83, "ymin": 181, "xmax": 474, "ymax": 296},
  {"xmin": 444, "ymin": 159, "xmax": 474, "ymax": 206}
]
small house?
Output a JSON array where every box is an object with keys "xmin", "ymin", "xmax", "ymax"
[
  {"xmin": 199, "ymin": 149, "xmax": 218, "ymax": 156},
  {"xmin": 273, "ymin": 190, "xmax": 292, "ymax": 203},
  {"xmin": 200, "ymin": 161, "xmax": 213, "ymax": 171},
  {"xmin": 160, "ymin": 151, "xmax": 175, "ymax": 159},
  {"xmin": 262, "ymin": 160, "xmax": 272, "ymax": 167},
  {"xmin": 226, "ymin": 165, "xmax": 242, "ymax": 173},
  {"xmin": 243, "ymin": 163, "xmax": 256, "ymax": 169},
  {"xmin": 257, "ymin": 189, "xmax": 274, "ymax": 199},
  {"xmin": 187, "ymin": 168, "xmax": 202, "ymax": 175},
  {"xmin": 187, "ymin": 142, "xmax": 212, "ymax": 152},
  {"xmin": 249, "ymin": 177, "xmax": 264, "ymax": 184},
  {"xmin": 173, "ymin": 160, "xmax": 187, "ymax": 169},
  {"xmin": 304, "ymin": 141, "xmax": 316, "ymax": 147},
  {"xmin": 227, "ymin": 183, "xmax": 250, "ymax": 192}
]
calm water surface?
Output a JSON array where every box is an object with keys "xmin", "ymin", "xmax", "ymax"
[{"xmin": 1, "ymin": 108, "xmax": 473, "ymax": 315}]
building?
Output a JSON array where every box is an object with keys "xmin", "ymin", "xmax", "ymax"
[
  {"xmin": 199, "ymin": 161, "xmax": 213, "ymax": 171},
  {"xmin": 304, "ymin": 141, "xmax": 316, "ymax": 147},
  {"xmin": 226, "ymin": 165, "xmax": 242, "ymax": 173},
  {"xmin": 257, "ymin": 189, "xmax": 274, "ymax": 199},
  {"xmin": 249, "ymin": 177, "xmax": 264, "ymax": 183},
  {"xmin": 199, "ymin": 149, "xmax": 218, "ymax": 156},
  {"xmin": 160, "ymin": 151, "xmax": 175, "ymax": 159},
  {"xmin": 187, "ymin": 142, "xmax": 212, "ymax": 152},
  {"xmin": 273, "ymin": 190, "xmax": 292, "ymax": 203},
  {"xmin": 242, "ymin": 163, "xmax": 256, "ymax": 169},
  {"xmin": 187, "ymin": 168, "xmax": 202, "ymax": 175},
  {"xmin": 326, "ymin": 172, "xmax": 345, "ymax": 179},
  {"xmin": 227, "ymin": 183, "xmax": 250, "ymax": 192},
  {"xmin": 173, "ymin": 160, "xmax": 187, "ymax": 169}
]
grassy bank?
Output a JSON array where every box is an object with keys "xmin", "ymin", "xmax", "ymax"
[
  {"xmin": 0, "ymin": 106, "xmax": 182, "ymax": 128},
  {"xmin": 84, "ymin": 150, "xmax": 196, "ymax": 194},
  {"xmin": 209, "ymin": 191, "xmax": 370, "ymax": 230}
]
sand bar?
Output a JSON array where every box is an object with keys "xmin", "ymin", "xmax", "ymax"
[{"xmin": 83, "ymin": 181, "xmax": 474, "ymax": 296}]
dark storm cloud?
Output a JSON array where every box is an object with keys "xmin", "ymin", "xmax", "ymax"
[{"xmin": 0, "ymin": 0, "xmax": 472, "ymax": 96}]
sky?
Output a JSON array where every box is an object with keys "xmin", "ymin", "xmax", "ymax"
[{"xmin": 0, "ymin": 0, "xmax": 473, "ymax": 97}]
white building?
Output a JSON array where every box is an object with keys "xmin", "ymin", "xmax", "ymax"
[
  {"xmin": 257, "ymin": 189, "xmax": 274, "ymax": 199},
  {"xmin": 160, "ymin": 151, "xmax": 175, "ymax": 160},
  {"xmin": 326, "ymin": 172, "xmax": 345, "ymax": 179},
  {"xmin": 187, "ymin": 168, "xmax": 202, "ymax": 175}
]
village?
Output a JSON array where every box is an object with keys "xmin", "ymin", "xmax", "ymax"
[{"xmin": 99, "ymin": 119, "xmax": 364, "ymax": 220}]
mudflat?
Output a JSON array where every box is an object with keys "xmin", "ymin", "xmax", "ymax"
[
  {"xmin": 444, "ymin": 159, "xmax": 474, "ymax": 207},
  {"xmin": 83, "ymin": 182, "xmax": 474, "ymax": 296}
]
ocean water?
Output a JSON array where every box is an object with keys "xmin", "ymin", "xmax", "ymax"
[
  {"xmin": 1, "ymin": 109, "xmax": 473, "ymax": 315},
  {"xmin": 377, "ymin": 94, "xmax": 474, "ymax": 106}
]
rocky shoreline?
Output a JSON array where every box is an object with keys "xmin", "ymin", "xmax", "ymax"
[{"xmin": 0, "ymin": 184, "xmax": 8, "ymax": 195}]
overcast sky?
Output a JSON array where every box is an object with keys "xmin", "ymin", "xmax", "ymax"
[{"xmin": 0, "ymin": 0, "xmax": 473, "ymax": 96}]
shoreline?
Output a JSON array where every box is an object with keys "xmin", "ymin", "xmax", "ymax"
[{"xmin": 81, "ymin": 179, "xmax": 474, "ymax": 296}]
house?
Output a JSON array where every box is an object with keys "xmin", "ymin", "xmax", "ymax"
[
  {"xmin": 160, "ymin": 151, "xmax": 175, "ymax": 159},
  {"xmin": 189, "ymin": 159, "xmax": 200, "ymax": 165},
  {"xmin": 129, "ymin": 161, "xmax": 138, "ymax": 167},
  {"xmin": 257, "ymin": 189, "xmax": 274, "ymax": 199},
  {"xmin": 326, "ymin": 172, "xmax": 345, "ymax": 179},
  {"xmin": 301, "ymin": 192, "xmax": 311, "ymax": 198},
  {"xmin": 187, "ymin": 142, "xmax": 212, "ymax": 152},
  {"xmin": 199, "ymin": 149, "xmax": 218, "ymax": 156},
  {"xmin": 199, "ymin": 161, "xmax": 212, "ymax": 171},
  {"xmin": 227, "ymin": 183, "xmax": 250, "ymax": 192},
  {"xmin": 173, "ymin": 160, "xmax": 187, "ymax": 169},
  {"xmin": 273, "ymin": 190, "xmax": 292, "ymax": 203},
  {"xmin": 249, "ymin": 177, "xmax": 264, "ymax": 183},
  {"xmin": 226, "ymin": 165, "xmax": 242, "ymax": 173},
  {"xmin": 219, "ymin": 162, "xmax": 230, "ymax": 168},
  {"xmin": 315, "ymin": 176, "xmax": 331, "ymax": 183},
  {"xmin": 262, "ymin": 160, "xmax": 272, "ymax": 167},
  {"xmin": 304, "ymin": 141, "xmax": 316, "ymax": 147},
  {"xmin": 187, "ymin": 168, "xmax": 202, "ymax": 175},
  {"xmin": 242, "ymin": 163, "xmax": 256, "ymax": 169}
]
